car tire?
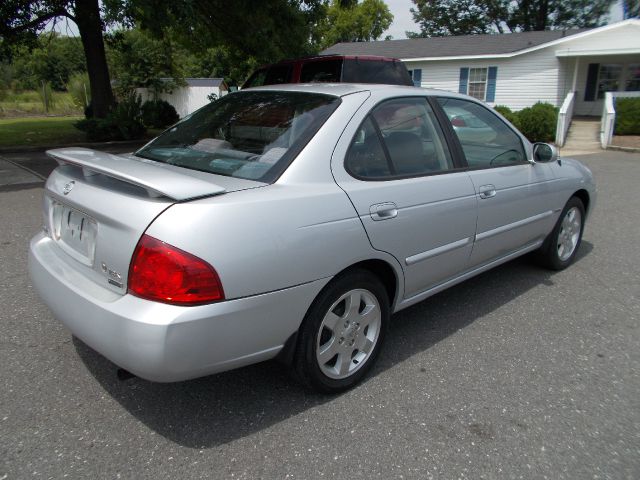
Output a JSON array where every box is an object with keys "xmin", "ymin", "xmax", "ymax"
[
  {"xmin": 537, "ymin": 196, "xmax": 585, "ymax": 271},
  {"xmin": 293, "ymin": 269, "xmax": 389, "ymax": 393}
]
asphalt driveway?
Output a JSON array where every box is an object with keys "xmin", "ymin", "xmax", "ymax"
[{"xmin": 1, "ymin": 150, "xmax": 638, "ymax": 479}]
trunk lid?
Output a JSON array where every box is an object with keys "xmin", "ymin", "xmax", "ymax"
[{"xmin": 42, "ymin": 148, "xmax": 265, "ymax": 295}]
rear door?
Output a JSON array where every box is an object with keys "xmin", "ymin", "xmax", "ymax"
[
  {"xmin": 436, "ymin": 97, "xmax": 557, "ymax": 267},
  {"xmin": 332, "ymin": 95, "xmax": 477, "ymax": 299}
]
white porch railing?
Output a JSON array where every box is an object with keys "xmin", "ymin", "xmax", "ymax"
[
  {"xmin": 601, "ymin": 91, "xmax": 640, "ymax": 149},
  {"xmin": 555, "ymin": 91, "xmax": 575, "ymax": 147}
]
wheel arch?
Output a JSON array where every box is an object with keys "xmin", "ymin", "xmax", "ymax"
[{"xmin": 573, "ymin": 189, "xmax": 590, "ymax": 215}]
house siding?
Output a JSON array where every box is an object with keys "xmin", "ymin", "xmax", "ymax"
[{"xmin": 407, "ymin": 46, "xmax": 564, "ymax": 110}]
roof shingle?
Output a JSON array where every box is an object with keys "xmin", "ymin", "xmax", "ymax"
[{"xmin": 321, "ymin": 29, "xmax": 588, "ymax": 59}]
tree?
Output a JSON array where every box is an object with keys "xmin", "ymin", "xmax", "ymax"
[
  {"xmin": 1, "ymin": 0, "xmax": 327, "ymax": 117},
  {"xmin": 317, "ymin": 0, "xmax": 394, "ymax": 49},
  {"xmin": 1, "ymin": 0, "xmax": 115, "ymax": 117},
  {"xmin": 407, "ymin": 0, "xmax": 614, "ymax": 38}
]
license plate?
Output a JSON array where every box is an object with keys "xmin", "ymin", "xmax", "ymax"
[{"xmin": 51, "ymin": 202, "xmax": 97, "ymax": 265}]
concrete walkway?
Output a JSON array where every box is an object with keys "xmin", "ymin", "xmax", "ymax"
[{"xmin": 561, "ymin": 118, "xmax": 602, "ymax": 156}]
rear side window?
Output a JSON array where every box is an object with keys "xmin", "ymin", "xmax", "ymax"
[
  {"xmin": 244, "ymin": 65, "xmax": 293, "ymax": 88},
  {"xmin": 342, "ymin": 59, "xmax": 413, "ymax": 86},
  {"xmin": 437, "ymin": 97, "xmax": 525, "ymax": 168},
  {"xmin": 346, "ymin": 97, "xmax": 453, "ymax": 179},
  {"xmin": 136, "ymin": 91, "xmax": 341, "ymax": 183},
  {"xmin": 300, "ymin": 60, "xmax": 343, "ymax": 83}
]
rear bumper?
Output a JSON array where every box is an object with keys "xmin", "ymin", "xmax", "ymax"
[{"xmin": 29, "ymin": 232, "xmax": 329, "ymax": 382}]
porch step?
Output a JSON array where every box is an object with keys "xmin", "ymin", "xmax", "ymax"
[{"xmin": 562, "ymin": 119, "xmax": 602, "ymax": 153}]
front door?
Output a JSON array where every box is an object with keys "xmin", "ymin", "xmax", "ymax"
[{"xmin": 436, "ymin": 97, "xmax": 557, "ymax": 267}]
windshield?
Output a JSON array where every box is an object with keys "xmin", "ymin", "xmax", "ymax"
[{"xmin": 136, "ymin": 91, "xmax": 341, "ymax": 183}]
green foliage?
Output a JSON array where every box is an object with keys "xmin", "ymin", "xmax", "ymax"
[
  {"xmin": 408, "ymin": 0, "xmax": 614, "ymax": 37},
  {"xmin": 2, "ymin": 33, "xmax": 86, "ymax": 91},
  {"xmin": 106, "ymin": 29, "xmax": 185, "ymax": 95},
  {"xmin": 614, "ymin": 98, "xmax": 640, "ymax": 135},
  {"xmin": 66, "ymin": 72, "xmax": 91, "ymax": 108},
  {"xmin": 516, "ymin": 102, "xmax": 558, "ymax": 143},
  {"xmin": 75, "ymin": 93, "xmax": 146, "ymax": 141},
  {"xmin": 494, "ymin": 105, "xmax": 520, "ymax": 127},
  {"xmin": 318, "ymin": 0, "xmax": 394, "ymax": 48},
  {"xmin": 141, "ymin": 99, "xmax": 179, "ymax": 128}
]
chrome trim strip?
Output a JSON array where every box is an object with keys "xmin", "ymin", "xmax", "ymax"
[
  {"xmin": 476, "ymin": 210, "xmax": 553, "ymax": 242},
  {"xmin": 405, "ymin": 237, "xmax": 472, "ymax": 266},
  {"xmin": 395, "ymin": 239, "xmax": 544, "ymax": 312}
]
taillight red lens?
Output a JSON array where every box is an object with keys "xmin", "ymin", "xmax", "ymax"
[{"xmin": 128, "ymin": 234, "xmax": 224, "ymax": 305}]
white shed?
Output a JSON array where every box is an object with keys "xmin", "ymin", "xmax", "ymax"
[{"xmin": 136, "ymin": 78, "xmax": 229, "ymax": 118}]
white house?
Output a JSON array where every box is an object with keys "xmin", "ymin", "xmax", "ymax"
[
  {"xmin": 323, "ymin": 20, "xmax": 640, "ymax": 146},
  {"xmin": 136, "ymin": 78, "xmax": 229, "ymax": 118}
]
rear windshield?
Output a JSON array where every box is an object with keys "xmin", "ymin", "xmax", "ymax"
[
  {"xmin": 342, "ymin": 59, "xmax": 413, "ymax": 86},
  {"xmin": 135, "ymin": 91, "xmax": 341, "ymax": 183}
]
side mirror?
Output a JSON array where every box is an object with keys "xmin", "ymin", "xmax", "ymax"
[{"xmin": 532, "ymin": 143, "xmax": 558, "ymax": 163}]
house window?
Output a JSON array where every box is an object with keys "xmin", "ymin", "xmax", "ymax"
[
  {"xmin": 467, "ymin": 68, "xmax": 488, "ymax": 101},
  {"xmin": 626, "ymin": 64, "xmax": 640, "ymax": 91},
  {"xmin": 597, "ymin": 64, "xmax": 623, "ymax": 99}
]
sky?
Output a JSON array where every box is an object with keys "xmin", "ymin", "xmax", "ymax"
[{"xmin": 382, "ymin": 0, "xmax": 420, "ymax": 40}]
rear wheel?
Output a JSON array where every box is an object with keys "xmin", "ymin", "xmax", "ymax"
[
  {"xmin": 537, "ymin": 196, "xmax": 585, "ymax": 270},
  {"xmin": 294, "ymin": 270, "xmax": 389, "ymax": 393}
]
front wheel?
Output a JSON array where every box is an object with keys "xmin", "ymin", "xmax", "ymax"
[
  {"xmin": 294, "ymin": 270, "xmax": 389, "ymax": 393},
  {"xmin": 537, "ymin": 196, "xmax": 585, "ymax": 270}
]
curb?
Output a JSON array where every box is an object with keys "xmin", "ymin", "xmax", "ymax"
[
  {"xmin": 0, "ymin": 138, "xmax": 150, "ymax": 154},
  {"xmin": 606, "ymin": 145, "xmax": 640, "ymax": 154}
]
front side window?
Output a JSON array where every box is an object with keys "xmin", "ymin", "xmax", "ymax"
[
  {"xmin": 468, "ymin": 68, "xmax": 488, "ymax": 101},
  {"xmin": 346, "ymin": 97, "xmax": 453, "ymax": 179},
  {"xmin": 597, "ymin": 64, "xmax": 623, "ymax": 99},
  {"xmin": 437, "ymin": 97, "xmax": 525, "ymax": 168},
  {"xmin": 136, "ymin": 91, "xmax": 340, "ymax": 182}
]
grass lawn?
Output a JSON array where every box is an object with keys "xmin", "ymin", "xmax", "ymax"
[{"xmin": 0, "ymin": 116, "xmax": 86, "ymax": 148}]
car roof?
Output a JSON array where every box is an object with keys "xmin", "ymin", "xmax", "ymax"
[{"xmin": 242, "ymin": 83, "xmax": 454, "ymax": 98}]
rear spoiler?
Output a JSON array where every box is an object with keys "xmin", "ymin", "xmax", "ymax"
[{"xmin": 47, "ymin": 147, "xmax": 226, "ymax": 201}]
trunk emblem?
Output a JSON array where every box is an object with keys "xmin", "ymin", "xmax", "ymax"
[{"xmin": 63, "ymin": 181, "xmax": 75, "ymax": 195}]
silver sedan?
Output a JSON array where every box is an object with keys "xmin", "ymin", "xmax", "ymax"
[{"xmin": 28, "ymin": 84, "xmax": 595, "ymax": 392}]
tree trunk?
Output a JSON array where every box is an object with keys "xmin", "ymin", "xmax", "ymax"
[{"xmin": 74, "ymin": 0, "xmax": 114, "ymax": 118}]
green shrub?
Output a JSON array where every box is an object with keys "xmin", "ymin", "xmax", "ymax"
[
  {"xmin": 66, "ymin": 72, "xmax": 91, "ymax": 109},
  {"xmin": 614, "ymin": 98, "xmax": 640, "ymax": 135},
  {"xmin": 75, "ymin": 93, "xmax": 146, "ymax": 141},
  {"xmin": 141, "ymin": 99, "xmax": 179, "ymax": 128},
  {"xmin": 516, "ymin": 102, "xmax": 558, "ymax": 143},
  {"xmin": 494, "ymin": 105, "xmax": 520, "ymax": 128}
]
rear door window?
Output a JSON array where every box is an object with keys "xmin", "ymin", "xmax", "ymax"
[
  {"xmin": 300, "ymin": 59, "xmax": 343, "ymax": 83},
  {"xmin": 346, "ymin": 97, "xmax": 453, "ymax": 179}
]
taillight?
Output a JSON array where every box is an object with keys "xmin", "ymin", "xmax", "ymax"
[{"xmin": 128, "ymin": 234, "xmax": 224, "ymax": 305}]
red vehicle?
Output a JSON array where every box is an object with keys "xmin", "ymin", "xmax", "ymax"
[{"xmin": 242, "ymin": 54, "xmax": 413, "ymax": 89}]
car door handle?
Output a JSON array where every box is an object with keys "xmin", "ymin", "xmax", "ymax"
[
  {"xmin": 370, "ymin": 202, "xmax": 398, "ymax": 221},
  {"xmin": 478, "ymin": 185, "xmax": 496, "ymax": 199}
]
